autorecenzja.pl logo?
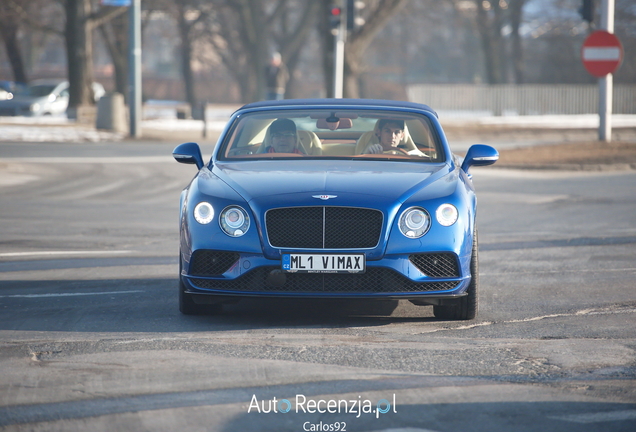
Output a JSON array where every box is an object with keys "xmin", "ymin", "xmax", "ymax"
[{"xmin": 247, "ymin": 394, "xmax": 397, "ymax": 419}]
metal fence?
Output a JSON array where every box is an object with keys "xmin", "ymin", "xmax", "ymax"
[{"xmin": 407, "ymin": 84, "xmax": 636, "ymax": 115}]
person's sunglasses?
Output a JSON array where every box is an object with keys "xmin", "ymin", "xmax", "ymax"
[{"xmin": 272, "ymin": 132, "xmax": 296, "ymax": 138}]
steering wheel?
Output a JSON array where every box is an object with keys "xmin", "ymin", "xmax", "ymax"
[{"xmin": 383, "ymin": 147, "xmax": 410, "ymax": 156}]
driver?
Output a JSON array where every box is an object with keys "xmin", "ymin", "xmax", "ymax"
[
  {"xmin": 356, "ymin": 119, "xmax": 425, "ymax": 156},
  {"xmin": 262, "ymin": 118, "xmax": 306, "ymax": 154}
]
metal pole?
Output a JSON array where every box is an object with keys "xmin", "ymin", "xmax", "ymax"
[
  {"xmin": 599, "ymin": 0, "xmax": 614, "ymax": 142},
  {"xmin": 333, "ymin": 4, "xmax": 346, "ymax": 98},
  {"xmin": 128, "ymin": 0, "xmax": 142, "ymax": 137}
]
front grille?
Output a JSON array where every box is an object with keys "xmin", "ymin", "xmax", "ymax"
[
  {"xmin": 266, "ymin": 207, "xmax": 383, "ymax": 249},
  {"xmin": 190, "ymin": 267, "xmax": 458, "ymax": 293},
  {"xmin": 409, "ymin": 253, "xmax": 460, "ymax": 278},
  {"xmin": 190, "ymin": 250, "xmax": 240, "ymax": 276}
]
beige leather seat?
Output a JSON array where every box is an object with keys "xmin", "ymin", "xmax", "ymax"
[
  {"xmin": 354, "ymin": 120, "xmax": 417, "ymax": 155},
  {"xmin": 297, "ymin": 130, "xmax": 322, "ymax": 155}
]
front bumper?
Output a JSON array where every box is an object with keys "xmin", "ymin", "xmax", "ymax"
[{"xmin": 181, "ymin": 249, "xmax": 471, "ymax": 300}]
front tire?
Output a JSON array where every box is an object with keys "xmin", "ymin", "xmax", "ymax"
[{"xmin": 433, "ymin": 230, "xmax": 479, "ymax": 320}]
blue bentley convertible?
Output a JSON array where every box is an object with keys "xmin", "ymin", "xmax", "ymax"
[{"xmin": 173, "ymin": 99, "xmax": 498, "ymax": 320}]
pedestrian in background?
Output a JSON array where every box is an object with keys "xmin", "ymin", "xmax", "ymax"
[{"xmin": 265, "ymin": 52, "xmax": 289, "ymax": 100}]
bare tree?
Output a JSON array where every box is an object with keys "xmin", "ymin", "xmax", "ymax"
[
  {"xmin": 343, "ymin": 0, "xmax": 411, "ymax": 98},
  {"xmin": 195, "ymin": 0, "xmax": 269, "ymax": 103},
  {"xmin": 200, "ymin": 0, "xmax": 317, "ymax": 102},
  {"xmin": 0, "ymin": 0, "xmax": 64, "ymax": 82},
  {"xmin": 508, "ymin": 0, "xmax": 527, "ymax": 84},
  {"xmin": 169, "ymin": 0, "xmax": 214, "ymax": 110},
  {"xmin": 523, "ymin": 0, "xmax": 596, "ymax": 84},
  {"xmin": 614, "ymin": 0, "xmax": 636, "ymax": 83},
  {"xmin": 317, "ymin": 0, "xmax": 335, "ymax": 97},
  {"xmin": 99, "ymin": 1, "xmax": 162, "ymax": 101},
  {"xmin": 64, "ymin": 0, "xmax": 127, "ymax": 110},
  {"xmin": 443, "ymin": 0, "xmax": 527, "ymax": 85},
  {"xmin": 0, "ymin": 0, "xmax": 28, "ymax": 83},
  {"xmin": 3, "ymin": 0, "xmax": 125, "ymax": 108},
  {"xmin": 270, "ymin": 0, "xmax": 320, "ymax": 98},
  {"xmin": 99, "ymin": 11, "xmax": 128, "ymax": 97},
  {"xmin": 474, "ymin": 0, "xmax": 507, "ymax": 84}
]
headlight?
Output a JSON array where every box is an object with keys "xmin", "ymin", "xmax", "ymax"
[
  {"xmin": 194, "ymin": 202, "xmax": 214, "ymax": 224},
  {"xmin": 399, "ymin": 207, "xmax": 430, "ymax": 238},
  {"xmin": 436, "ymin": 204, "xmax": 458, "ymax": 226},
  {"xmin": 220, "ymin": 206, "xmax": 250, "ymax": 237}
]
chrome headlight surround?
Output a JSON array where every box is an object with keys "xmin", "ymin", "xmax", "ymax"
[
  {"xmin": 220, "ymin": 205, "xmax": 250, "ymax": 237},
  {"xmin": 399, "ymin": 207, "xmax": 431, "ymax": 238},
  {"xmin": 436, "ymin": 203, "xmax": 458, "ymax": 227},
  {"xmin": 193, "ymin": 202, "xmax": 214, "ymax": 224}
]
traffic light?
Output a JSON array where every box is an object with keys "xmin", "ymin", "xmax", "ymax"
[
  {"xmin": 346, "ymin": 0, "xmax": 365, "ymax": 31},
  {"xmin": 579, "ymin": 0, "xmax": 594, "ymax": 24},
  {"xmin": 329, "ymin": 5, "xmax": 342, "ymax": 33}
]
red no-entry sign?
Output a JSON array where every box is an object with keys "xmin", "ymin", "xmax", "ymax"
[{"xmin": 581, "ymin": 30, "xmax": 623, "ymax": 77}]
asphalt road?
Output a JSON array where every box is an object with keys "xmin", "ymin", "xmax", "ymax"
[{"xmin": 0, "ymin": 141, "xmax": 635, "ymax": 432}]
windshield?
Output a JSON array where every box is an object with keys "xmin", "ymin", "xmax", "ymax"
[
  {"xmin": 219, "ymin": 109, "xmax": 443, "ymax": 162},
  {"xmin": 23, "ymin": 85, "xmax": 58, "ymax": 97}
]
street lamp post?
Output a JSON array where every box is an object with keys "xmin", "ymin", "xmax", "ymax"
[
  {"xmin": 598, "ymin": 0, "xmax": 615, "ymax": 142},
  {"xmin": 128, "ymin": 0, "xmax": 142, "ymax": 137}
]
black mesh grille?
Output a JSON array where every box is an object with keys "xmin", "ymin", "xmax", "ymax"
[
  {"xmin": 190, "ymin": 267, "xmax": 458, "ymax": 293},
  {"xmin": 190, "ymin": 250, "xmax": 240, "ymax": 276},
  {"xmin": 409, "ymin": 253, "xmax": 460, "ymax": 278},
  {"xmin": 324, "ymin": 207, "xmax": 382, "ymax": 248},
  {"xmin": 267, "ymin": 207, "xmax": 324, "ymax": 248},
  {"xmin": 266, "ymin": 207, "xmax": 383, "ymax": 249}
]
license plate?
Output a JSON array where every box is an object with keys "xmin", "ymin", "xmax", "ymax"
[{"xmin": 282, "ymin": 253, "xmax": 365, "ymax": 273}]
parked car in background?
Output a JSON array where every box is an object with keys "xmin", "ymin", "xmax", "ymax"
[
  {"xmin": 173, "ymin": 98, "xmax": 499, "ymax": 319},
  {"xmin": 0, "ymin": 81, "xmax": 26, "ymax": 101},
  {"xmin": 0, "ymin": 80, "xmax": 105, "ymax": 117}
]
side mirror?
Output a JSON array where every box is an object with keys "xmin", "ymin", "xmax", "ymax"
[
  {"xmin": 461, "ymin": 144, "xmax": 499, "ymax": 173},
  {"xmin": 173, "ymin": 142, "xmax": 204, "ymax": 169}
]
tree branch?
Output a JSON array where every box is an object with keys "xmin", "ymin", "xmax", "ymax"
[
  {"xmin": 279, "ymin": 1, "xmax": 320, "ymax": 59},
  {"xmin": 88, "ymin": 5, "xmax": 128, "ymax": 30},
  {"xmin": 348, "ymin": 0, "xmax": 410, "ymax": 54},
  {"xmin": 9, "ymin": 0, "xmax": 64, "ymax": 36}
]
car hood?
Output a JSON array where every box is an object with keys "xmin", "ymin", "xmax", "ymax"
[{"xmin": 208, "ymin": 160, "xmax": 456, "ymax": 209}]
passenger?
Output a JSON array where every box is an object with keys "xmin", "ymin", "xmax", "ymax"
[
  {"xmin": 262, "ymin": 118, "xmax": 306, "ymax": 154},
  {"xmin": 356, "ymin": 119, "xmax": 426, "ymax": 156}
]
